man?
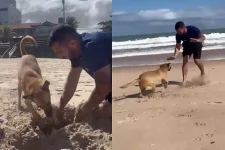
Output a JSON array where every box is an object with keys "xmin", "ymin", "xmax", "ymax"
[
  {"xmin": 48, "ymin": 25, "xmax": 112, "ymax": 123},
  {"xmin": 167, "ymin": 21, "xmax": 206, "ymax": 85}
]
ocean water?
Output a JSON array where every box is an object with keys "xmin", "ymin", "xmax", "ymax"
[{"xmin": 112, "ymin": 28, "xmax": 225, "ymax": 58}]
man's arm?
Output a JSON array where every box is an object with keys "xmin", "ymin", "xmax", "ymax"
[
  {"xmin": 167, "ymin": 35, "xmax": 181, "ymax": 60},
  {"xmin": 190, "ymin": 26, "xmax": 206, "ymax": 42},
  {"xmin": 84, "ymin": 64, "xmax": 111, "ymax": 110},
  {"xmin": 59, "ymin": 67, "xmax": 82, "ymax": 110},
  {"xmin": 174, "ymin": 43, "xmax": 181, "ymax": 58},
  {"xmin": 198, "ymin": 34, "xmax": 205, "ymax": 42}
]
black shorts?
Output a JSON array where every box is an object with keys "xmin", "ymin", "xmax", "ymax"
[
  {"xmin": 182, "ymin": 42, "xmax": 202, "ymax": 59},
  {"xmin": 105, "ymin": 92, "xmax": 112, "ymax": 103}
]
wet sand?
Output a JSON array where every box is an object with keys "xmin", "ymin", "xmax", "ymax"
[{"xmin": 112, "ymin": 49, "xmax": 225, "ymax": 67}]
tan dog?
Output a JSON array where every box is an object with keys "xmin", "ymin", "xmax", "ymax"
[
  {"xmin": 17, "ymin": 35, "xmax": 53, "ymax": 126},
  {"xmin": 120, "ymin": 63, "xmax": 172, "ymax": 97}
]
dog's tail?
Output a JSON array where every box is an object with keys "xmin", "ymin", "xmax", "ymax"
[
  {"xmin": 120, "ymin": 78, "xmax": 139, "ymax": 89},
  {"xmin": 20, "ymin": 35, "xmax": 37, "ymax": 56}
]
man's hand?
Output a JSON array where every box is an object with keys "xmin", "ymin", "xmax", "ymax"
[
  {"xmin": 190, "ymin": 38, "xmax": 201, "ymax": 43},
  {"xmin": 52, "ymin": 103, "xmax": 64, "ymax": 129},
  {"xmin": 167, "ymin": 56, "xmax": 175, "ymax": 60},
  {"xmin": 74, "ymin": 65, "xmax": 111, "ymax": 122}
]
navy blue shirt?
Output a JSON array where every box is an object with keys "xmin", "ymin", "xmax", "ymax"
[
  {"xmin": 69, "ymin": 32, "xmax": 112, "ymax": 77},
  {"xmin": 176, "ymin": 25, "xmax": 201, "ymax": 44}
]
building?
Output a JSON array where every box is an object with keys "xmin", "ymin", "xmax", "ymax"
[
  {"xmin": 0, "ymin": 0, "xmax": 21, "ymax": 25},
  {"xmin": 0, "ymin": 21, "xmax": 57, "ymax": 37}
]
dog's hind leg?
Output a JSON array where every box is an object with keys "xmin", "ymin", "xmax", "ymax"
[
  {"xmin": 140, "ymin": 88, "xmax": 145, "ymax": 98},
  {"xmin": 24, "ymin": 99, "xmax": 41, "ymax": 122},
  {"xmin": 161, "ymin": 79, "xmax": 168, "ymax": 89},
  {"xmin": 146, "ymin": 83, "xmax": 156, "ymax": 93},
  {"xmin": 17, "ymin": 83, "xmax": 23, "ymax": 110}
]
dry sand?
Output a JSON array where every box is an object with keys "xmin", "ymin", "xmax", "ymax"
[
  {"xmin": 0, "ymin": 58, "xmax": 112, "ymax": 150},
  {"xmin": 113, "ymin": 60, "xmax": 225, "ymax": 150}
]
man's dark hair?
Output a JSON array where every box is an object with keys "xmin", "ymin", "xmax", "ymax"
[
  {"xmin": 48, "ymin": 24, "xmax": 80, "ymax": 47},
  {"xmin": 175, "ymin": 21, "xmax": 185, "ymax": 30}
]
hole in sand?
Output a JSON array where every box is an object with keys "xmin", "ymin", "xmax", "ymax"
[{"xmin": 1, "ymin": 105, "xmax": 112, "ymax": 150}]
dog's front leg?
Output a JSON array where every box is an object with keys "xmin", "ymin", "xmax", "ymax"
[
  {"xmin": 161, "ymin": 79, "xmax": 168, "ymax": 88},
  {"xmin": 17, "ymin": 83, "xmax": 23, "ymax": 110},
  {"xmin": 24, "ymin": 99, "xmax": 41, "ymax": 122}
]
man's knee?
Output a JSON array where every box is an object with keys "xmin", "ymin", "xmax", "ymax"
[{"xmin": 194, "ymin": 59, "xmax": 201, "ymax": 65}]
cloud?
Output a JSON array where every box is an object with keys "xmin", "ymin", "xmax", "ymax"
[
  {"xmin": 112, "ymin": 11, "xmax": 126, "ymax": 15},
  {"xmin": 113, "ymin": 6, "xmax": 225, "ymax": 36},
  {"xmin": 15, "ymin": 0, "xmax": 112, "ymax": 31}
]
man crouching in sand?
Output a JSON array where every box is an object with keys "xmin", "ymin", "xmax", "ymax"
[
  {"xmin": 167, "ymin": 21, "xmax": 206, "ymax": 85},
  {"xmin": 48, "ymin": 25, "xmax": 112, "ymax": 125}
]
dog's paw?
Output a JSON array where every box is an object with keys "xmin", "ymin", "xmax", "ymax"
[{"xmin": 164, "ymin": 83, "xmax": 168, "ymax": 89}]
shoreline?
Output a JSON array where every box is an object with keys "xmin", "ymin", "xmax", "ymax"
[
  {"xmin": 113, "ymin": 59, "xmax": 225, "ymax": 71},
  {"xmin": 112, "ymin": 48, "xmax": 225, "ymax": 67}
]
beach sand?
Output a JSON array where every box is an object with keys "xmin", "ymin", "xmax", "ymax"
[
  {"xmin": 113, "ymin": 60, "xmax": 225, "ymax": 150},
  {"xmin": 0, "ymin": 58, "xmax": 112, "ymax": 150}
]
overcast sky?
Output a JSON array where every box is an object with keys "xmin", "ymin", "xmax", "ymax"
[
  {"xmin": 113, "ymin": 0, "xmax": 225, "ymax": 36},
  {"xmin": 15, "ymin": 0, "xmax": 112, "ymax": 32}
]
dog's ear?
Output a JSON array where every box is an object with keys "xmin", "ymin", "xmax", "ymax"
[
  {"xmin": 41, "ymin": 80, "xmax": 50, "ymax": 91},
  {"xmin": 22, "ymin": 95, "xmax": 33, "ymax": 100}
]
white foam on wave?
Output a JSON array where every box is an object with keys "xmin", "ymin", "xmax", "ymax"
[
  {"xmin": 112, "ymin": 45, "xmax": 225, "ymax": 58},
  {"xmin": 112, "ymin": 33, "xmax": 225, "ymax": 58}
]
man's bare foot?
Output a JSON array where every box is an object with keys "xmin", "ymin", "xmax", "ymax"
[
  {"xmin": 181, "ymin": 81, "xmax": 187, "ymax": 86},
  {"xmin": 52, "ymin": 104, "xmax": 64, "ymax": 129}
]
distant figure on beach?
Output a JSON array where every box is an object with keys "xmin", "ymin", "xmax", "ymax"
[
  {"xmin": 48, "ymin": 25, "xmax": 112, "ymax": 124},
  {"xmin": 167, "ymin": 21, "xmax": 206, "ymax": 85}
]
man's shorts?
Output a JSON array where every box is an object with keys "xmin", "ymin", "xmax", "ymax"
[{"xmin": 182, "ymin": 42, "xmax": 203, "ymax": 59}]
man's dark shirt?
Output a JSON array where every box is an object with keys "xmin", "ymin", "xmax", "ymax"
[
  {"xmin": 176, "ymin": 25, "xmax": 201, "ymax": 44},
  {"xmin": 69, "ymin": 32, "xmax": 112, "ymax": 78}
]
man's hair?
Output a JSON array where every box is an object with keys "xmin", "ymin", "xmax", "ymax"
[
  {"xmin": 175, "ymin": 21, "xmax": 185, "ymax": 30},
  {"xmin": 48, "ymin": 24, "xmax": 80, "ymax": 47}
]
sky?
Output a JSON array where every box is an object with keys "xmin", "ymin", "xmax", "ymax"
[
  {"xmin": 113, "ymin": 0, "xmax": 225, "ymax": 36},
  {"xmin": 15, "ymin": 0, "xmax": 112, "ymax": 32}
]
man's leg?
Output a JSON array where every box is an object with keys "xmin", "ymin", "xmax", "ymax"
[
  {"xmin": 193, "ymin": 43, "xmax": 205, "ymax": 76},
  {"xmin": 194, "ymin": 59, "xmax": 205, "ymax": 76},
  {"xmin": 182, "ymin": 55, "xmax": 189, "ymax": 84}
]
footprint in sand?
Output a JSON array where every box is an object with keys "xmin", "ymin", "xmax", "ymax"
[
  {"xmin": 175, "ymin": 114, "xmax": 192, "ymax": 117},
  {"xmin": 117, "ymin": 117, "xmax": 139, "ymax": 124},
  {"xmin": 117, "ymin": 114, "xmax": 139, "ymax": 124},
  {"xmin": 194, "ymin": 122, "xmax": 207, "ymax": 126}
]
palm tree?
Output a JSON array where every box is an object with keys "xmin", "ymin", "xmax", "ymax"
[
  {"xmin": 3, "ymin": 26, "xmax": 11, "ymax": 43},
  {"xmin": 66, "ymin": 16, "xmax": 79, "ymax": 29},
  {"xmin": 98, "ymin": 15, "xmax": 112, "ymax": 32}
]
